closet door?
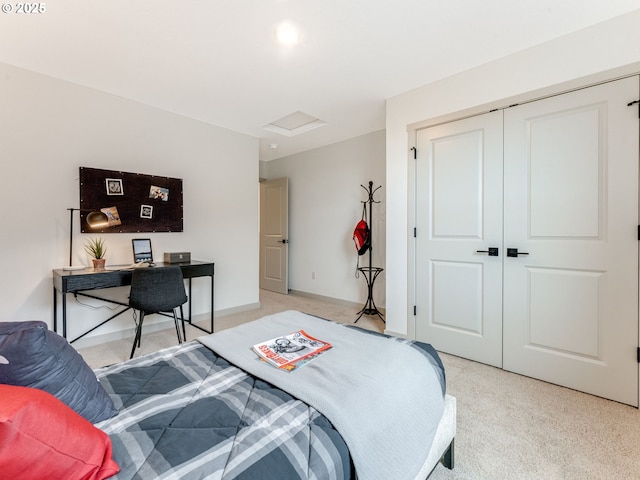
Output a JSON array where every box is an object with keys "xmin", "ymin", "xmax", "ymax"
[
  {"xmin": 415, "ymin": 110, "xmax": 504, "ymax": 368},
  {"xmin": 503, "ymin": 77, "xmax": 639, "ymax": 406}
]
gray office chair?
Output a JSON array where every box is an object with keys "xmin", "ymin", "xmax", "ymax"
[{"xmin": 129, "ymin": 266, "xmax": 188, "ymax": 359}]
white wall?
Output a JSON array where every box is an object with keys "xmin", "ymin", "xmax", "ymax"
[
  {"xmin": 385, "ymin": 10, "xmax": 640, "ymax": 336},
  {"xmin": 261, "ymin": 130, "xmax": 386, "ymax": 306},
  {"xmin": 0, "ymin": 62, "xmax": 259, "ymax": 342}
]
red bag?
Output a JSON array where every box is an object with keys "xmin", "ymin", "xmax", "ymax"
[{"xmin": 353, "ymin": 205, "xmax": 370, "ymax": 255}]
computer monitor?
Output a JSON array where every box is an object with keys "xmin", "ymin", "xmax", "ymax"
[{"xmin": 132, "ymin": 238, "xmax": 153, "ymax": 263}]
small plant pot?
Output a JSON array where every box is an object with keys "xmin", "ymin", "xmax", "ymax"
[{"xmin": 92, "ymin": 258, "xmax": 106, "ymax": 270}]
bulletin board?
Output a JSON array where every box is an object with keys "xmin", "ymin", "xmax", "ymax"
[{"xmin": 79, "ymin": 167, "xmax": 183, "ymax": 233}]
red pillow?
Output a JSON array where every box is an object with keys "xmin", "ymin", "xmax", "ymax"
[{"xmin": 0, "ymin": 384, "xmax": 119, "ymax": 480}]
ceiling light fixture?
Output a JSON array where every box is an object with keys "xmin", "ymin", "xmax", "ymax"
[{"xmin": 275, "ymin": 21, "xmax": 300, "ymax": 47}]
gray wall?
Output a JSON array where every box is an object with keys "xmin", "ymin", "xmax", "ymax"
[{"xmin": 0, "ymin": 62, "xmax": 259, "ymax": 343}]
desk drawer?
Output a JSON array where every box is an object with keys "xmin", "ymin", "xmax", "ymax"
[
  {"xmin": 179, "ymin": 263, "xmax": 215, "ymax": 278},
  {"xmin": 63, "ymin": 271, "xmax": 132, "ymax": 292}
]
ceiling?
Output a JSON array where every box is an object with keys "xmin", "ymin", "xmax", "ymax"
[{"xmin": 1, "ymin": 1, "xmax": 638, "ymax": 161}]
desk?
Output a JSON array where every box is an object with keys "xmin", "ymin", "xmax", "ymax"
[{"xmin": 52, "ymin": 261, "xmax": 214, "ymax": 343}]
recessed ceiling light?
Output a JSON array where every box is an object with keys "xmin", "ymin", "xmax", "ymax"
[
  {"xmin": 269, "ymin": 144, "xmax": 279, "ymax": 149},
  {"xmin": 275, "ymin": 21, "xmax": 300, "ymax": 47}
]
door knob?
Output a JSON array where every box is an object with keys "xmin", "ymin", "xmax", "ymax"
[
  {"xmin": 507, "ymin": 248, "xmax": 528, "ymax": 257},
  {"xmin": 280, "ymin": 239, "xmax": 289, "ymax": 244},
  {"xmin": 476, "ymin": 247, "xmax": 499, "ymax": 256}
]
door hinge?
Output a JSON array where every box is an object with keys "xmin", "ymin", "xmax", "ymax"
[
  {"xmin": 627, "ymin": 99, "xmax": 640, "ymax": 118},
  {"xmin": 637, "ymin": 347, "xmax": 640, "ymax": 363},
  {"xmin": 414, "ymin": 227, "xmax": 417, "ymax": 238},
  {"xmin": 410, "ymin": 146, "xmax": 417, "ymax": 159},
  {"xmin": 413, "ymin": 305, "xmax": 417, "ymax": 316},
  {"xmin": 637, "ymin": 225, "xmax": 640, "ymax": 241}
]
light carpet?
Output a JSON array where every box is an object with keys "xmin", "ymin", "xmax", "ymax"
[{"xmin": 77, "ymin": 290, "xmax": 640, "ymax": 480}]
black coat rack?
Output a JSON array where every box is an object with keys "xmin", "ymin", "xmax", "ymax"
[{"xmin": 355, "ymin": 181, "xmax": 384, "ymax": 323}]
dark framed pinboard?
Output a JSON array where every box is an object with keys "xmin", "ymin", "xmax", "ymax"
[{"xmin": 79, "ymin": 167, "xmax": 183, "ymax": 233}]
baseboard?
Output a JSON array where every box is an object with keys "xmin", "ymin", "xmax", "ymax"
[
  {"xmin": 383, "ymin": 328, "xmax": 407, "ymax": 339},
  {"xmin": 290, "ymin": 289, "xmax": 386, "ymax": 314},
  {"xmin": 215, "ymin": 302, "xmax": 261, "ymax": 317}
]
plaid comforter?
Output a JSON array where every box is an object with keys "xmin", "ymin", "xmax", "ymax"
[{"xmin": 94, "ymin": 341, "xmax": 352, "ymax": 480}]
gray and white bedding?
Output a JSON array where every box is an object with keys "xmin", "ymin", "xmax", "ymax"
[
  {"xmin": 95, "ymin": 341, "xmax": 351, "ymax": 479},
  {"xmin": 201, "ymin": 311, "xmax": 446, "ymax": 480},
  {"xmin": 95, "ymin": 311, "xmax": 446, "ymax": 480}
]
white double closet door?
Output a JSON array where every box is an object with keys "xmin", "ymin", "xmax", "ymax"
[{"xmin": 414, "ymin": 76, "xmax": 639, "ymax": 406}]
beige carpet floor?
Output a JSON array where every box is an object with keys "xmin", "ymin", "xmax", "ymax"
[{"xmin": 78, "ymin": 290, "xmax": 640, "ymax": 480}]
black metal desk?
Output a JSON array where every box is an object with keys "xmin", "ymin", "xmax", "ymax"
[{"xmin": 52, "ymin": 261, "xmax": 214, "ymax": 343}]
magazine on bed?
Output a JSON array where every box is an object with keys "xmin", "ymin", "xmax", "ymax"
[{"xmin": 252, "ymin": 330, "xmax": 331, "ymax": 370}]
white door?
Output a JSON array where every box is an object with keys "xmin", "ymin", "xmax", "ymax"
[
  {"xmin": 260, "ymin": 177, "xmax": 289, "ymax": 294},
  {"xmin": 503, "ymin": 77, "xmax": 639, "ymax": 406},
  {"xmin": 415, "ymin": 110, "xmax": 504, "ymax": 368},
  {"xmin": 414, "ymin": 76, "xmax": 639, "ymax": 405}
]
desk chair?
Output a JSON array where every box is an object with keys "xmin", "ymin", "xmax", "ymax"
[{"xmin": 129, "ymin": 266, "xmax": 188, "ymax": 359}]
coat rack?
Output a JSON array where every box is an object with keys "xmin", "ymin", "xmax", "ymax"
[{"xmin": 355, "ymin": 181, "xmax": 384, "ymax": 323}]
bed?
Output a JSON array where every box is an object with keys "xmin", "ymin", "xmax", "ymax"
[{"xmin": 0, "ymin": 311, "xmax": 455, "ymax": 480}]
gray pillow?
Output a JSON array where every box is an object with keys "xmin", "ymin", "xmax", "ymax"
[{"xmin": 0, "ymin": 321, "xmax": 117, "ymax": 423}]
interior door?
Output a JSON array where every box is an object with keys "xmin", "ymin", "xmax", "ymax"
[
  {"xmin": 415, "ymin": 110, "xmax": 504, "ymax": 368},
  {"xmin": 259, "ymin": 177, "xmax": 289, "ymax": 294},
  {"xmin": 503, "ymin": 77, "xmax": 639, "ymax": 406}
]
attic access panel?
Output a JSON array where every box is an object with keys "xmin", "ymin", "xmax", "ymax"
[{"xmin": 79, "ymin": 167, "xmax": 183, "ymax": 233}]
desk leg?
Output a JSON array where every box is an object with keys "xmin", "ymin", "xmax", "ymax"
[
  {"xmin": 176, "ymin": 273, "xmax": 214, "ymax": 335},
  {"xmin": 53, "ymin": 287, "xmax": 57, "ymax": 334},
  {"xmin": 210, "ymin": 273, "xmax": 214, "ymax": 333},
  {"xmin": 62, "ymin": 292, "xmax": 67, "ymax": 339},
  {"xmin": 188, "ymin": 278, "xmax": 192, "ymax": 323}
]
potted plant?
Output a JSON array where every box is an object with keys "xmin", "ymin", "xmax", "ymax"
[{"xmin": 85, "ymin": 237, "xmax": 107, "ymax": 269}]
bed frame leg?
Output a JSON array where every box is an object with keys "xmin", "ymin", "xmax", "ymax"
[{"xmin": 442, "ymin": 438, "xmax": 454, "ymax": 470}]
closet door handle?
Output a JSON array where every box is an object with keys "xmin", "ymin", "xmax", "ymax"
[
  {"xmin": 476, "ymin": 247, "xmax": 499, "ymax": 256},
  {"xmin": 507, "ymin": 248, "xmax": 528, "ymax": 257}
]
